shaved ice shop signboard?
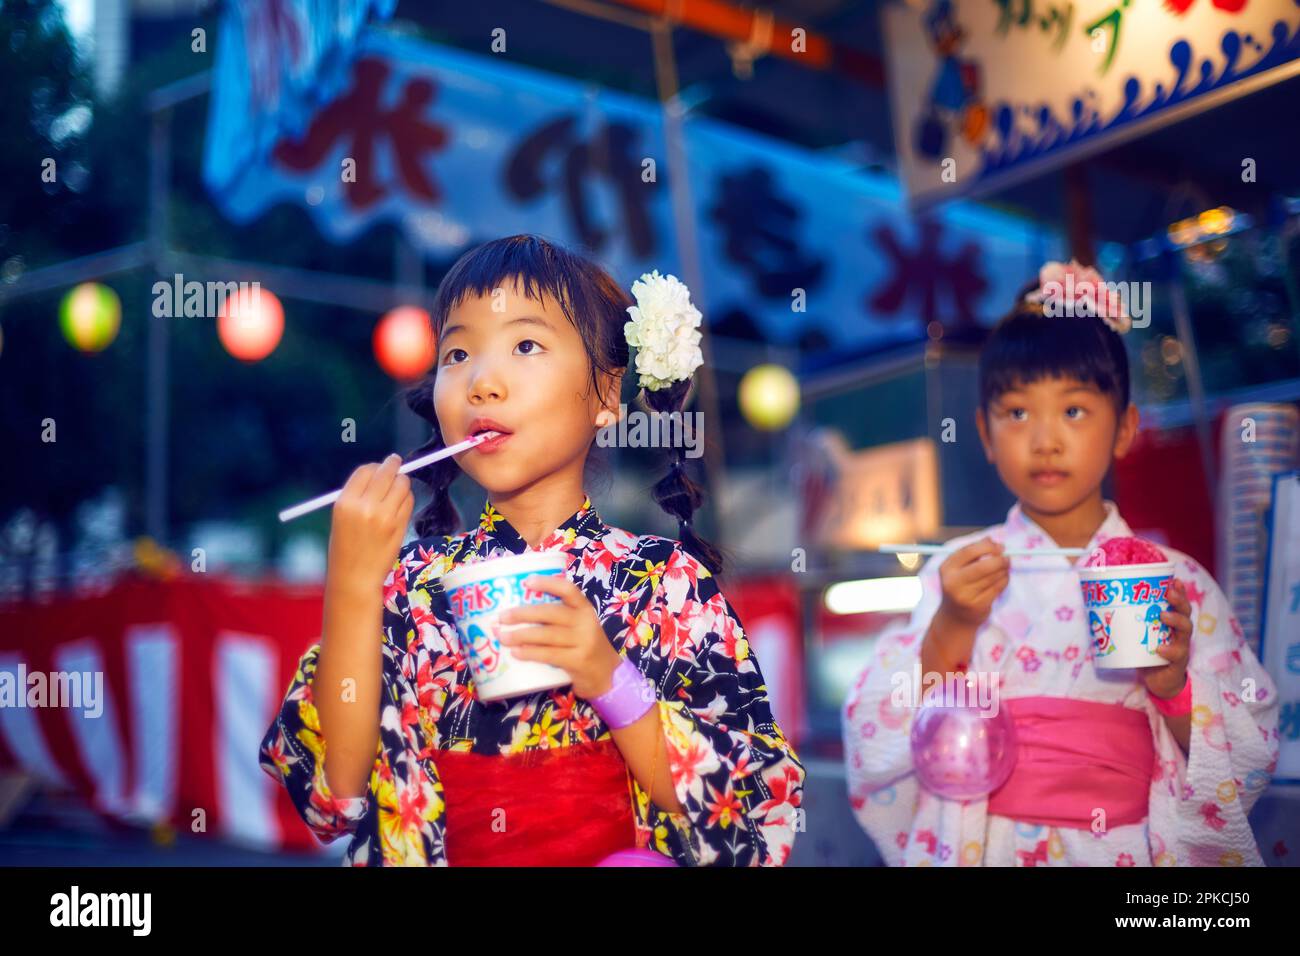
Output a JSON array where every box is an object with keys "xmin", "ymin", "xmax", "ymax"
[{"xmin": 883, "ymin": 0, "xmax": 1300, "ymax": 206}]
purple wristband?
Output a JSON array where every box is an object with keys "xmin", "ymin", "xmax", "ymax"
[{"xmin": 591, "ymin": 658, "xmax": 655, "ymax": 729}]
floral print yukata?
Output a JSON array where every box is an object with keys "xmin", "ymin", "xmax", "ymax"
[
  {"xmin": 261, "ymin": 492, "xmax": 805, "ymax": 865},
  {"xmin": 842, "ymin": 500, "xmax": 1279, "ymax": 866}
]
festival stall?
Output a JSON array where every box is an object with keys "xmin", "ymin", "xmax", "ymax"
[{"xmin": 791, "ymin": 0, "xmax": 1300, "ymax": 863}]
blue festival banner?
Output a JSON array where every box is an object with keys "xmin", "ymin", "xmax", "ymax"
[
  {"xmin": 204, "ymin": 27, "xmax": 1059, "ymax": 352},
  {"xmin": 204, "ymin": 0, "xmax": 397, "ymax": 195}
]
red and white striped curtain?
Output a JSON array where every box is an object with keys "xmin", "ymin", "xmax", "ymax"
[
  {"xmin": 1, "ymin": 575, "xmax": 334, "ymax": 853},
  {"xmin": 0, "ymin": 571, "xmax": 805, "ymax": 854}
]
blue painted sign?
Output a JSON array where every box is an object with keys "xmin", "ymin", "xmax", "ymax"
[{"xmin": 883, "ymin": 0, "xmax": 1300, "ymax": 206}]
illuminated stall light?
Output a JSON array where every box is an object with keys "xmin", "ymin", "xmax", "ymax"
[
  {"xmin": 896, "ymin": 551, "xmax": 922, "ymax": 570},
  {"xmin": 1165, "ymin": 206, "xmax": 1245, "ymax": 262},
  {"xmin": 824, "ymin": 576, "xmax": 923, "ymax": 615},
  {"xmin": 1197, "ymin": 206, "xmax": 1234, "ymax": 236}
]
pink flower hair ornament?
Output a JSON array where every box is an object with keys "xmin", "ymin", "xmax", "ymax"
[{"xmin": 1022, "ymin": 259, "xmax": 1132, "ymax": 334}]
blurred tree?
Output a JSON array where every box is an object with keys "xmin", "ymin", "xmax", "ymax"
[
  {"xmin": 0, "ymin": 3, "xmax": 423, "ymax": 567},
  {"xmin": 0, "ymin": 0, "xmax": 94, "ymax": 266},
  {"xmin": 0, "ymin": 0, "xmax": 128, "ymax": 568}
]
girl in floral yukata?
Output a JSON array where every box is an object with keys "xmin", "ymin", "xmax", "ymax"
[
  {"xmin": 842, "ymin": 261, "xmax": 1279, "ymax": 866},
  {"xmin": 261, "ymin": 234, "xmax": 804, "ymax": 866}
]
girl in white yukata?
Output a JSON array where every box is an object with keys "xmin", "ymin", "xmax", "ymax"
[{"xmin": 842, "ymin": 261, "xmax": 1280, "ymax": 866}]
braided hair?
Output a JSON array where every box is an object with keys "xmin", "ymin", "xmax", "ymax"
[
  {"xmin": 402, "ymin": 234, "xmax": 725, "ymax": 574},
  {"xmin": 638, "ymin": 378, "xmax": 725, "ymax": 574},
  {"xmin": 402, "ymin": 374, "xmax": 461, "ymax": 539}
]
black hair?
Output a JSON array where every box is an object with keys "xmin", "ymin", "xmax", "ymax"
[
  {"xmin": 402, "ymin": 234, "xmax": 725, "ymax": 575},
  {"xmin": 978, "ymin": 279, "xmax": 1131, "ymax": 416}
]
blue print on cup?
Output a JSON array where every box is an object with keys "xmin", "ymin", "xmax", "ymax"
[
  {"xmin": 464, "ymin": 621, "xmax": 502, "ymax": 679},
  {"xmin": 1079, "ymin": 564, "xmax": 1174, "ymax": 669},
  {"xmin": 446, "ymin": 567, "xmax": 565, "ymax": 687}
]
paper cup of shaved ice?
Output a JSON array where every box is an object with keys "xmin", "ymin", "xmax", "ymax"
[
  {"xmin": 440, "ymin": 551, "xmax": 573, "ymax": 701},
  {"xmin": 1077, "ymin": 537, "xmax": 1175, "ymax": 669}
]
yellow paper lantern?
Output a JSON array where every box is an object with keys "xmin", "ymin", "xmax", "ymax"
[
  {"xmin": 218, "ymin": 286, "xmax": 284, "ymax": 362},
  {"xmin": 60, "ymin": 282, "xmax": 121, "ymax": 352},
  {"xmin": 374, "ymin": 306, "xmax": 436, "ymax": 381},
  {"xmin": 739, "ymin": 363, "xmax": 800, "ymax": 431}
]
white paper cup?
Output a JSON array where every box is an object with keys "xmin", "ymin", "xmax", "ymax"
[
  {"xmin": 1078, "ymin": 561, "xmax": 1175, "ymax": 669},
  {"xmin": 440, "ymin": 551, "xmax": 573, "ymax": 701}
]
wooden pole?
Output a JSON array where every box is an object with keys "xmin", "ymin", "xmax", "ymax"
[
  {"xmin": 649, "ymin": 19, "xmax": 730, "ymax": 552},
  {"xmin": 1063, "ymin": 163, "xmax": 1095, "ymax": 266}
]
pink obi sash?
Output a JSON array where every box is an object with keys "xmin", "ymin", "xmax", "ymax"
[{"xmin": 986, "ymin": 696, "xmax": 1156, "ymax": 830}]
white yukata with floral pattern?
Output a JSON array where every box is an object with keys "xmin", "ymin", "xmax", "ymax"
[{"xmin": 842, "ymin": 500, "xmax": 1280, "ymax": 866}]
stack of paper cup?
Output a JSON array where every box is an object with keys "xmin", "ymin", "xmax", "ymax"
[
  {"xmin": 440, "ymin": 551, "xmax": 573, "ymax": 702},
  {"xmin": 1217, "ymin": 403, "xmax": 1299, "ymax": 654}
]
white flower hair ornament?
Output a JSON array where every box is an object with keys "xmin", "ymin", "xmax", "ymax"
[
  {"xmin": 1023, "ymin": 259, "xmax": 1132, "ymax": 334},
  {"xmin": 624, "ymin": 270, "xmax": 704, "ymax": 391}
]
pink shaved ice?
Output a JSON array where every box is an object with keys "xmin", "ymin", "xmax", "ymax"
[{"xmin": 1082, "ymin": 536, "xmax": 1168, "ymax": 568}]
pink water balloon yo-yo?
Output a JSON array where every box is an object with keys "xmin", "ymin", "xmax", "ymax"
[
  {"xmin": 595, "ymin": 847, "xmax": 679, "ymax": 867},
  {"xmin": 910, "ymin": 703, "xmax": 1019, "ymax": 801}
]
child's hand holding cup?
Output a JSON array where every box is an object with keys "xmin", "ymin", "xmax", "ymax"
[
  {"xmin": 439, "ymin": 552, "xmax": 574, "ymax": 702},
  {"xmin": 1078, "ymin": 537, "xmax": 1178, "ymax": 670}
]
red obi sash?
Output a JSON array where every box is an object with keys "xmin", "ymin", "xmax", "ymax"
[
  {"xmin": 986, "ymin": 696, "xmax": 1156, "ymax": 831},
  {"xmin": 437, "ymin": 738, "xmax": 638, "ymax": 866}
]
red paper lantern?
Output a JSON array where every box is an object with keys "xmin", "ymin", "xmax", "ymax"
[
  {"xmin": 374, "ymin": 306, "xmax": 436, "ymax": 381},
  {"xmin": 218, "ymin": 286, "xmax": 284, "ymax": 362}
]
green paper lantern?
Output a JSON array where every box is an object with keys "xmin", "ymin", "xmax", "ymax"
[{"xmin": 60, "ymin": 282, "xmax": 121, "ymax": 353}]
